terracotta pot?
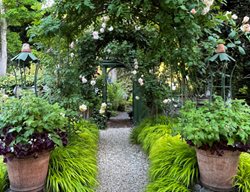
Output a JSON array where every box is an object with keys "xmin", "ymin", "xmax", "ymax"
[
  {"xmin": 6, "ymin": 151, "xmax": 50, "ymax": 192},
  {"xmin": 196, "ymin": 149, "xmax": 240, "ymax": 192},
  {"xmin": 216, "ymin": 44, "xmax": 226, "ymax": 53}
]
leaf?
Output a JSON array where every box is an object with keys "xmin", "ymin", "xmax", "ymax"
[
  {"xmin": 227, "ymin": 43, "xmax": 236, "ymax": 48},
  {"xmin": 238, "ymin": 46, "xmax": 246, "ymax": 55},
  {"xmin": 227, "ymin": 138, "xmax": 234, "ymax": 146},
  {"xmin": 83, "ymin": 0, "xmax": 95, "ymax": 9},
  {"xmin": 229, "ymin": 30, "xmax": 237, "ymax": 39},
  {"xmin": 209, "ymin": 54, "xmax": 219, "ymax": 62}
]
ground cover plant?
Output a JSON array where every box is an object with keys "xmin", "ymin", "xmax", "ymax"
[
  {"xmin": 131, "ymin": 116, "xmax": 250, "ymax": 192},
  {"xmin": 46, "ymin": 120, "xmax": 99, "ymax": 192}
]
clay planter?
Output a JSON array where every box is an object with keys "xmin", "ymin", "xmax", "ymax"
[
  {"xmin": 196, "ymin": 149, "xmax": 240, "ymax": 192},
  {"xmin": 6, "ymin": 151, "xmax": 50, "ymax": 192}
]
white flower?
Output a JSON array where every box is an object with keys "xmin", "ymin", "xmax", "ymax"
[
  {"xmin": 108, "ymin": 26, "xmax": 114, "ymax": 31},
  {"xmin": 135, "ymin": 26, "xmax": 141, "ymax": 31},
  {"xmin": 60, "ymin": 113, "xmax": 65, "ymax": 117},
  {"xmin": 190, "ymin": 8, "xmax": 196, "ymax": 15},
  {"xmin": 102, "ymin": 16, "xmax": 110, "ymax": 22},
  {"xmin": 90, "ymin": 80, "xmax": 96, "ymax": 86},
  {"xmin": 149, "ymin": 69, "xmax": 153, "ymax": 74},
  {"xmin": 225, "ymin": 11, "xmax": 232, "ymax": 16},
  {"xmin": 174, "ymin": 104, "xmax": 178, "ymax": 108},
  {"xmin": 232, "ymin": 14, "xmax": 238, "ymax": 20},
  {"xmin": 70, "ymin": 53, "xmax": 74, "ymax": 58},
  {"xmin": 241, "ymin": 24, "xmax": 250, "ymax": 33},
  {"xmin": 138, "ymin": 78, "xmax": 144, "ymax": 86},
  {"xmin": 92, "ymin": 31, "xmax": 99, "ymax": 40},
  {"xmin": 242, "ymin": 16, "xmax": 249, "ymax": 24},
  {"xmin": 172, "ymin": 85, "xmax": 177, "ymax": 91},
  {"xmin": 107, "ymin": 49, "xmax": 111, "ymax": 53},
  {"xmin": 100, "ymin": 28, "xmax": 105, "ymax": 33},
  {"xmin": 141, "ymin": 75, "xmax": 144, "ymax": 78},
  {"xmin": 79, "ymin": 104, "xmax": 87, "ymax": 112},
  {"xmin": 81, "ymin": 76, "xmax": 88, "ymax": 84},
  {"xmin": 134, "ymin": 65, "xmax": 139, "ymax": 69},
  {"xmin": 202, "ymin": 7, "xmax": 210, "ymax": 15},
  {"xmin": 69, "ymin": 42, "xmax": 74, "ymax": 49},
  {"xmin": 99, "ymin": 109, "xmax": 105, "ymax": 114},
  {"xmin": 135, "ymin": 96, "xmax": 140, "ymax": 100},
  {"xmin": 2, "ymin": 94, "xmax": 8, "ymax": 100},
  {"xmin": 163, "ymin": 99, "xmax": 171, "ymax": 104},
  {"xmin": 101, "ymin": 103, "xmax": 107, "ymax": 109},
  {"xmin": 134, "ymin": 59, "xmax": 138, "ymax": 65},
  {"xmin": 202, "ymin": 0, "xmax": 214, "ymax": 7},
  {"xmin": 101, "ymin": 23, "xmax": 106, "ymax": 28},
  {"xmin": 132, "ymin": 70, "xmax": 137, "ymax": 75}
]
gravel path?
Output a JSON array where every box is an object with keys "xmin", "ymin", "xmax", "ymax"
[{"xmin": 97, "ymin": 128, "xmax": 149, "ymax": 192}]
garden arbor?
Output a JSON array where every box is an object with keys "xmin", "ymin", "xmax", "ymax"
[{"xmin": 100, "ymin": 59, "xmax": 148, "ymax": 124}]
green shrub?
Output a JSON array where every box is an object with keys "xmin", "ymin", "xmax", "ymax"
[
  {"xmin": 147, "ymin": 136, "xmax": 198, "ymax": 192},
  {"xmin": 130, "ymin": 115, "xmax": 168, "ymax": 144},
  {"xmin": 0, "ymin": 156, "xmax": 8, "ymax": 192},
  {"xmin": 235, "ymin": 153, "xmax": 250, "ymax": 191},
  {"xmin": 138, "ymin": 125, "xmax": 171, "ymax": 153},
  {"xmin": 46, "ymin": 120, "xmax": 99, "ymax": 192}
]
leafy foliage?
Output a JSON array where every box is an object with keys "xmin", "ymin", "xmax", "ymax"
[
  {"xmin": 131, "ymin": 117, "xmax": 198, "ymax": 191},
  {"xmin": 0, "ymin": 156, "xmax": 8, "ymax": 192},
  {"xmin": 46, "ymin": 120, "xmax": 99, "ymax": 192},
  {"xmin": 130, "ymin": 115, "xmax": 168, "ymax": 144},
  {"xmin": 235, "ymin": 153, "xmax": 250, "ymax": 191},
  {"xmin": 107, "ymin": 82, "xmax": 129, "ymax": 111},
  {"xmin": 177, "ymin": 96, "xmax": 250, "ymax": 151},
  {"xmin": 0, "ymin": 95, "xmax": 68, "ymax": 158},
  {"xmin": 147, "ymin": 136, "xmax": 198, "ymax": 192}
]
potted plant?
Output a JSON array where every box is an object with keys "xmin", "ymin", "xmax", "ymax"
[
  {"xmin": 176, "ymin": 96, "xmax": 250, "ymax": 191},
  {"xmin": 0, "ymin": 95, "xmax": 68, "ymax": 192}
]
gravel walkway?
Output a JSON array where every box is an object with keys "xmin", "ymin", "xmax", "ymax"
[{"xmin": 97, "ymin": 128, "xmax": 149, "ymax": 192}]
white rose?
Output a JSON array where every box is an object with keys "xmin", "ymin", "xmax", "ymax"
[
  {"xmin": 99, "ymin": 109, "xmax": 105, "ymax": 114},
  {"xmin": 135, "ymin": 96, "xmax": 140, "ymax": 100},
  {"xmin": 138, "ymin": 78, "xmax": 144, "ymax": 86},
  {"xmin": 70, "ymin": 53, "xmax": 74, "ymax": 58},
  {"xmin": 102, "ymin": 16, "xmax": 110, "ymax": 22},
  {"xmin": 81, "ymin": 77, "xmax": 88, "ymax": 84},
  {"xmin": 132, "ymin": 70, "xmax": 137, "ymax": 75},
  {"xmin": 134, "ymin": 65, "xmax": 139, "ymax": 69},
  {"xmin": 79, "ymin": 104, "xmax": 87, "ymax": 112},
  {"xmin": 202, "ymin": 7, "xmax": 210, "ymax": 15},
  {"xmin": 232, "ymin": 14, "xmax": 238, "ymax": 20},
  {"xmin": 100, "ymin": 28, "xmax": 105, "ymax": 33},
  {"xmin": 241, "ymin": 24, "xmax": 250, "ymax": 33},
  {"xmin": 90, "ymin": 80, "xmax": 96, "ymax": 86},
  {"xmin": 2, "ymin": 94, "xmax": 8, "ymax": 101},
  {"xmin": 108, "ymin": 26, "xmax": 114, "ymax": 31},
  {"xmin": 107, "ymin": 49, "xmax": 111, "ymax": 53},
  {"xmin": 163, "ymin": 99, "xmax": 171, "ymax": 104},
  {"xmin": 92, "ymin": 31, "xmax": 99, "ymax": 40},
  {"xmin": 101, "ymin": 23, "xmax": 106, "ymax": 28},
  {"xmin": 101, "ymin": 102, "xmax": 107, "ymax": 109},
  {"xmin": 242, "ymin": 16, "xmax": 249, "ymax": 24}
]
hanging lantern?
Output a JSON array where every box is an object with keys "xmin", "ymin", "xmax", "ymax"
[{"xmin": 11, "ymin": 43, "xmax": 40, "ymax": 97}]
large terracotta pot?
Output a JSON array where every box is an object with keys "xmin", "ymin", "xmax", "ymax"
[
  {"xmin": 196, "ymin": 149, "xmax": 240, "ymax": 192},
  {"xmin": 6, "ymin": 151, "xmax": 50, "ymax": 192}
]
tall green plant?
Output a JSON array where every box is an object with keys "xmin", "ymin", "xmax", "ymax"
[
  {"xmin": 0, "ymin": 156, "xmax": 8, "ymax": 191},
  {"xmin": 46, "ymin": 120, "xmax": 99, "ymax": 192},
  {"xmin": 147, "ymin": 136, "xmax": 198, "ymax": 192},
  {"xmin": 235, "ymin": 153, "xmax": 250, "ymax": 191}
]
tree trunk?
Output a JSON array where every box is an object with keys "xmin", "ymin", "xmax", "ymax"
[{"xmin": 0, "ymin": 0, "xmax": 7, "ymax": 76}]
